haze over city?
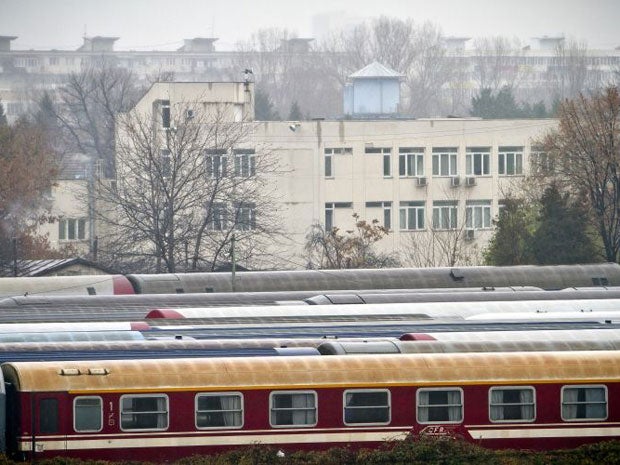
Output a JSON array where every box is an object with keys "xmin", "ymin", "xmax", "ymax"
[{"xmin": 1, "ymin": 0, "xmax": 619, "ymax": 51}]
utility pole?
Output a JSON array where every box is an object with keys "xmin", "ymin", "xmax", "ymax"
[{"xmin": 230, "ymin": 234, "xmax": 236, "ymax": 292}]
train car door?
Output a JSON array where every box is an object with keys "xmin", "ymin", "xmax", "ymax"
[{"xmin": 32, "ymin": 394, "xmax": 67, "ymax": 458}]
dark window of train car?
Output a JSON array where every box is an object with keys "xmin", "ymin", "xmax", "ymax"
[
  {"xmin": 120, "ymin": 394, "xmax": 169, "ymax": 431},
  {"xmin": 343, "ymin": 389, "xmax": 390, "ymax": 425},
  {"xmin": 270, "ymin": 391, "xmax": 317, "ymax": 427},
  {"xmin": 562, "ymin": 385, "xmax": 607, "ymax": 421},
  {"xmin": 417, "ymin": 388, "xmax": 463, "ymax": 423},
  {"xmin": 74, "ymin": 396, "xmax": 103, "ymax": 432},
  {"xmin": 489, "ymin": 387, "xmax": 535, "ymax": 422},
  {"xmin": 39, "ymin": 398, "xmax": 59, "ymax": 434},
  {"xmin": 592, "ymin": 277, "xmax": 609, "ymax": 286},
  {"xmin": 195, "ymin": 393, "xmax": 243, "ymax": 429}
]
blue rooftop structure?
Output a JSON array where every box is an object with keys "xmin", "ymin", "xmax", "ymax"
[{"xmin": 343, "ymin": 61, "xmax": 403, "ymax": 117}]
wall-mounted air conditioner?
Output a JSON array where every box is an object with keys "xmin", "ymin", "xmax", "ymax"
[
  {"xmin": 465, "ymin": 176, "xmax": 476, "ymax": 187},
  {"xmin": 465, "ymin": 229, "xmax": 476, "ymax": 241},
  {"xmin": 450, "ymin": 176, "xmax": 461, "ymax": 187},
  {"xmin": 416, "ymin": 176, "xmax": 427, "ymax": 187}
]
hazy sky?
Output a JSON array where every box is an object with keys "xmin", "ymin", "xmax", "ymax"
[{"xmin": 1, "ymin": 0, "xmax": 619, "ymax": 51}]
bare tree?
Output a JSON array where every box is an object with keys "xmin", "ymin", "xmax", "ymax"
[
  {"xmin": 471, "ymin": 36, "xmax": 528, "ymax": 93},
  {"xmin": 538, "ymin": 86, "xmax": 620, "ymax": 262},
  {"xmin": 549, "ymin": 38, "xmax": 592, "ymax": 101},
  {"xmin": 95, "ymin": 99, "xmax": 282, "ymax": 273},
  {"xmin": 47, "ymin": 64, "xmax": 143, "ymax": 176},
  {"xmin": 304, "ymin": 214, "xmax": 399, "ymax": 269}
]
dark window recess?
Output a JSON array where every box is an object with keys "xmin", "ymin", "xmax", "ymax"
[
  {"xmin": 87, "ymin": 286, "xmax": 96, "ymax": 295},
  {"xmin": 592, "ymin": 277, "xmax": 609, "ymax": 286},
  {"xmin": 450, "ymin": 269, "xmax": 465, "ymax": 281},
  {"xmin": 40, "ymin": 398, "xmax": 59, "ymax": 434},
  {"xmin": 205, "ymin": 287, "xmax": 214, "ymax": 293},
  {"xmin": 175, "ymin": 288, "xmax": 185, "ymax": 294}
]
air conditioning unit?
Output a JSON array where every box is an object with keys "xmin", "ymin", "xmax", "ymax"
[
  {"xmin": 416, "ymin": 176, "xmax": 427, "ymax": 187},
  {"xmin": 465, "ymin": 229, "xmax": 476, "ymax": 241},
  {"xmin": 450, "ymin": 176, "xmax": 461, "ymax": 187},
  {"xmin": 465, "ymin": 176, "xmax": 476, "ymax": 187},
  {"xmin": 185, "ymin": 109, "xmax": 195, "ymax": 119}
]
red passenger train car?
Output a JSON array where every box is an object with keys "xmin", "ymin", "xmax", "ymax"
[{"xmin": 3, "ymin": 351, "xmax": 620, "ymax": 462}]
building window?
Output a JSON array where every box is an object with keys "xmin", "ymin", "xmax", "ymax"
[
  {"xmin": 530, "ymin": 148, "xmax": 554, "ymax": 174},
  {"xmin": 120, "ymin": 394, "xmax": 168, "ymax": 431},
  {"xmin": 74, "ymin": 396, "xmax": 102, "ymax": 432},
  {"xmin": 161, "ymin": 100, "xmax": 170, "ymax": 129},
  {"xmin": 343, "ymin": 389, "xmax": 390, "ymax": 425},
  {"xmin": 417, "ymin": 388, "xmax": 463, "ymax": 423},
  {"xmin": 465, "ymin": 200, "xmax": 492, "ymax": 229},
  {"xmin": 366, "ymin": 201, "xmax": 392, "ymax": 230},
  {"xmin": 432, "ymin": 147, "xmax": 458, "ymax": 176},
  {"xmin": 432, "ymin": 201, "xmax": 457, "ymax": 230},
  {"xmin": 498, "ymin": 147, "xmax": 523, "ymax": 175},
  {"xmin": 399, "ymin": 147, "xmax": 424, "ymax": 177},
  {"xmin": 465, "ymin": 147, "xmax": 490, "ymax": 175},
  {"xmin": 489, "ymin": 387, "xmax": 535, "ymax": 422},
  {"xmin": 207, "ymin": 203, "xmax": 227, "ymax": 231},
  {"xmin": 561, "ymin": 386, "xmax": 607, "ymax": 421},
  {"xmin": 195, "ymin": 393, "xmax": 243, "ymax": 429},
  {"xmin": 59, "ymin": 218, "xmax": 86, "ymax": 241},
  {"xmin": 323, "ymin": 147, "xmax": 351, "ymax": 178},
  {"xmin": 365, "ymin": 147, "xmax": 392, "ymax": 177},
  {"xmin": 205, "ymin": 149, "xmax": 228, "ymax": 179},
  {"xmin": 325, "ymin": 202, "xmax": 352, "ymax": 231},
  {"xmin": 234, "ymin": 202, "xmax": 256, "ymax": 231},
  {"xmin": 270, "ymin": 391, "xmax": 317, "ymax": 427},
  {"xmin": 49, "ymin": 57, "xmax": 59, "ymax": 66},
  {"xmin": 233, "ymin": 149, "xmax": 255, "ymax": 177},
  {"xmin": 399, "ymin": 201, "xmax": 425, "ymax": 230},
  {"xmin": 160, "ymin": 149, "xmax": 171, "ymax": 178}
]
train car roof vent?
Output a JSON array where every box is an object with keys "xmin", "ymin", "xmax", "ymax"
[
  {"xmin": 60, "ymin": 368, "xmax": 81, "ymax": 376},
  {"xmin": 88, "ymin": 368, "xmax": 109, "ymax": 376},
  {"xmin": 450, "ymin": 268, "xmax": 465, "ymax": 281}
]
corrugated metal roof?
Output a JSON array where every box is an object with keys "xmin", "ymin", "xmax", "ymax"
[
  {"xmin": 0, "ymin": 258, "xmax": 112, "ymax": 277},
  {"xmin": 349, "ymin": 61, "xmax": 403, "ymax": 79}
]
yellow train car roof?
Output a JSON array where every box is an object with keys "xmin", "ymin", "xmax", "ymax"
[{"xmin": 3, "ymin": 351, "xmax": 619, "ymax": 394}]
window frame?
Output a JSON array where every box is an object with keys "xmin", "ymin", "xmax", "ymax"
[
  {"xmin": 498, "ymin": 147, "xmax": 524, "ymax": 176},
  {"xmin": 432, "ymin": 148, "xmax": 458, "ymax": 176},
  {"xmin": 465, "ymin": 148, "xmax": 490, "ymax": 176},
  {"xmin": 465, "ymin": 201, "xmax": 492, "ymax": 230},
  {"xmin": 432, "ymin": 204, "xmax": 458, "ymax": 230},
  {"xmin": 561, "ymin": 385, "xmax": 608, "ymax": 422},
  {"xmin": 74, "ymin": 396, "xmax": 103, "ymax": 433},
  {"xmin": 399, "ymin": 148, "xmax": 425, "ymax": 177},
  {"xmin": 195, "ymin": 392, "xmax": 244, "ymax": 430},
  {"xmin": 269, "ymin": 390, "xmax": 318, "ymax": 428},
  {"xmin": 233, "ymin": 149, "xmax": 256, "ymax": 177},
  {"xmin": 205, "ymin": 149, "xmax": 228, "ymax": 180},
  {"xmin": 399, "ymin": 202, "xmax": 425, "ymax": 231},
  {"xmin": 343, "ymin": 389, "xmax": 391, "ymax": 426},
  {"xmin": 416, "ymin": 387, "xmax": 464, "ymax": 424},
  {"xmin": 59, "ymin": 218, "xmax": 87, "ymax": 241},
  {"xmin": 119, "ymin": 394, "xmax": 169, "ymax": 432},
  {"xmin": 488, "ymin": 386, "xmax": 536, "ymax": 423}
]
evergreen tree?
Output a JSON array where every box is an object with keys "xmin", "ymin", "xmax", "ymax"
[
  {"xmin": 288, "ymin": 100, "xmax": 303, "ymax": 120},
  {"xmin": 483, "ymin": 198, "xmax": 534, "ymax": 265},
  {"xmin": 531, "ymin": 185, "xmax": 599, "ymax": 264},
  {"xmin": 254, "ymin": 88, "xmax": 280, "ymax": 121}
]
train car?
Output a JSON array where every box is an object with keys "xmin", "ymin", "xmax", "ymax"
[
  {"xmin": 127, "ymin": 263, "xmax": 620, "ymax": 293},
  {"xmin": 3, "ymin": 351, "xmax": 620, "ymax": 461},
  {"xmin": 144, "ymin": 298, "xmax": 620, "ymax": 324},
  {"xmin": 0, "ymin": 331, "xmax": 145, "ymax": 343},
  {"xmin": 0, "ymin": 322, "xmax": 150, "ymax": 334},
  {"xmin": 0, "ymin": 275, "xmax": 134, "ymax": 298},
  {"xmin": 1, "ymin": 263, "xmax": 619, "ymax": 298},
  {"xmin": 0, "ymin": 286, "xmax": 548, "ymax": 324}
]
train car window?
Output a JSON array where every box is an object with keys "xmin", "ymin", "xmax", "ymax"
[
  {"xmin": 343, "ymin": 389, "xmax": 390, "ymax": 425},
  {"xmin": 489, "ymin": 387, "xmax": 535, "ymax": 422},
  {"xmin": 195, "ymin": 393, "xmax": 243, "ymax": 429},
  {"xmin": 74, "ymin": 396, "xmax": 103, "ymax": 432},
  {"xmin": 39, "ymin": 398, "xmax": 59, "ymax": 434},
  {"xmin": 417, "ymin": 388, "xmax": 463, "ymax": 423},
  {"xmin": 120, "ymin": 394, "xmax": 169, "ymax": 431},
  {"xmin": 86, "ymin": 287, "xmax": 96, "ymax": 295},
  {"xmin": 175, "ymin": 288, "xmax": 185, "ymax": 294},
  {"xmin": 269, "ymin": 391, "xmax": 317, "ymax": 427},
  {"xmin": 561, "ymin": 385, "xmax": 608, "ymax": 421}
]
